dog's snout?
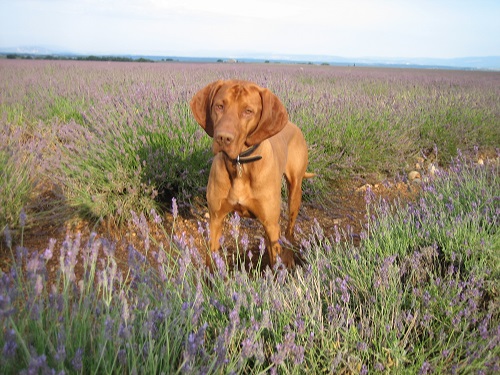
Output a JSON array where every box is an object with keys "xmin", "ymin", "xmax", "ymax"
[{"xmin": 216, "ymin": 132, "xmax": 234, "ymax": 147}]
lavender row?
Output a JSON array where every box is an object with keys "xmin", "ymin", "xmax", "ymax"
[{"xmin": 1, "ymin": 154, "xmax": 498, "ymax": 373}]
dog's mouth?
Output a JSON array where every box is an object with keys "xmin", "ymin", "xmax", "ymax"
[
  {"xmin": 212, "ymin": 138, "xmax": 244, "ymax": 160},
  {"xmin": 213, "ymin": 143, "xmax": 238, "ymax": 160}
]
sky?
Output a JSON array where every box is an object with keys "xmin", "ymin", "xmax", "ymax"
[{"xmin": 1, "ymin": 0, "xmax": 499, "ymax": 59}]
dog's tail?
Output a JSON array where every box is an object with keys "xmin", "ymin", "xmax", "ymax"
[{"xmin": 303, "ymin": 172, "xmax": 316, "ymax": 179}]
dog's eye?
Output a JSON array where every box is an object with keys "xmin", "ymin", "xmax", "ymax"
[
  {"xmin": 244, "ymin": 109, "xmax": 253, "ymax": 116},
  {"xmin": 215, "ymin": 104, "xmax": 224, "ymax": 112}
]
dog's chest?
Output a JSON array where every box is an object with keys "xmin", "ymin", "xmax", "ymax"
[{"xmin": 226, "ymin": 179, "xmax": 255, "ymax": 218}]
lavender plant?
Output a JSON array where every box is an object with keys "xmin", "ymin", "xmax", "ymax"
[{"xmin": 1, "ymin": 158, "xmax": 498, "ymax": 374}]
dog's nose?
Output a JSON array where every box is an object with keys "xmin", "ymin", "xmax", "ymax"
[{"xmin": 216, "ymin": 132, "xmax": 234, "ymax": 147}]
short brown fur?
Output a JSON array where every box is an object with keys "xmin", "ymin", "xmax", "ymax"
[{"xmin": 190, "ymin": 80, "xmax": 314, "ymax": 269}]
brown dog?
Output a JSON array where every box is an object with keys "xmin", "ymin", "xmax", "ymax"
[{"xmin": 190, "ymin": 80, "xmax": 313, "ymax": 269}]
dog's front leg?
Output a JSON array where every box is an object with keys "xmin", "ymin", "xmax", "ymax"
[
  {"xmin": 205, "ymin": 158, "xmax": 233, "ymax": 269},
  {"xmin": 258, "ymin": 205, "xmax": 296, "ymax": 270},
  {"xmin": 206, "ymin": 202, "xmax": 232, "ymax": 269},
  {"xmin": 208, "ymin": 211, "xmax": 224, "ymax": 250},
  {"xmin": 268, "ymin": 239, "xmax": 295, "ymax": 269}
]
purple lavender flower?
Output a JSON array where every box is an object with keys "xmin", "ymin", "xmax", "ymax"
[
  {"xmin": 213, "ymin": 333, "xmax": 228, "ymax": 368},
  {"xmin": 209, "ymin": 297, "xmax": 226, "ymax": 314},
  {"xmin": 27, "ymin": 252, "xmax": 42, "ymax": 274},
  {"xmin": 270, "ymin": 328, "xmax": 305, "ymax": 366},
  {"xmin": 261, "ymin": 310, "xmax": 272, "ymax": 330},
  {"xmin": 2, "ymin": 329, "xmax": 17, "ymax": 358},
  {"xmin": 118, "ymin": 322, "xmax": 131, "ymax": 341},
  {"xmin": 241, "ymin": 232, "xmax": 249, "ymax": 252},
  {"xmin": 71, "ymin": 348, "xmax": 83, "ymax": 372},
  {"xmin": 337, "ymin": 276, "xmax": 350, "ymax": 304},
  {"xmin": 229, "ymin": 212, "xmax": 240, "ymax": 239},
  {"xmin": 197, "ymin": 220, "xmax": 206, "ymax": 236},
  {"xmin": 270, "ymin": 344, "xmax": 286, "ymax": 366},
  {"xmin": 127, "ymin": 244, "xmax": 146, "ymax": 271},
  {"xmin": 334, "ymin": 225, "xmax": 341, "ymax": 243},
  {"xmin": 43, "ymin": 238, "xmax": 56, "ymax": 260},
  {"xmin": 150, "ymin": 208, "xmax": 162, "ymax": 224},
  {"xmin": 118, "ymin": 349, "xmax": 127, "ymax": 366},
  {"xmin": 364, "ymin": 184, "xmax": 375, "ymax": 206},
  {"xmin": 104, "ymin": 315, "xmax": 114, "ymax": 341},
  {"xmin": 247, "ymin": 249, "xmax": 254, "ymax": 263},
  {"xmin": 241, "ymin": 336, "xmax": 261, "ymax": 360},
  {"xmin": 374, "ymin": 362, "xmax": 385, "ymax": 372},
  {"xmin": 375, "ymin": 255, "xmax": 397, "ymax": 289},
  {"xmin": 23, "ymin": 353, "xmax": 49, "ymax": 375},
  {"xmin": 478, "ymin": 314, "xmax": 491, "ymax": 340},
  {"xmin": 229, "ymin": 304, "xmax": 241, "ymax": 330},
  {"xmin": 419, "ymin": 361, "xmax": 432, "ymax": 374},
  {"xmin": 186, "ymin": 322, "xmax": 208, "ymax": 359},
  {"xmin": 191, "ymin": 281, "xmax": 204, "ymax": 326},
  {"xmin": 292, "ymin": 344, "xmax": 305, "ymax": 365},
  {"xmin": 54, "ymin": 344, "xmax": 66, "ymax": 365},
  {"xmin": 258, "ymin": 237, "xmax": 266, "ymax": 256},
  {"xmin": 294, "ymin": 316, "xmax": 305, "ymax": 335},
  {"xmin": 19, "ymin": 208, "xmax": 27, "ymax": 227},
  {"xmin": 357, "ymin": 341, "xmax": 368, "ymax": 352},
  {"xmin": 3, "ymin": 225, "xmax": 12, "ymax": 248},
  {"xmin": 211, "ymin": 252, "xmax": 227, "ymax": 279}
]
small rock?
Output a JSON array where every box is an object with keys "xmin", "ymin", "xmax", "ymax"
[
  {"xmin": 408, "ymin": 171, "xmax": 421, "ymax": 181},
  {"xmin": 355, "ymin": 184, "xmax": 372, "ymax": 193},
  {"xmin": 428, "ymin": 163, "xmax": 438, "ymax": 176}
]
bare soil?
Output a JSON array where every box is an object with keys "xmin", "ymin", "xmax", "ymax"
[{"xmin": 1, "ymin": 178, "xmax": 420, "ymax": 283}]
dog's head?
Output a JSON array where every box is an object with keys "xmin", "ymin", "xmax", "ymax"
[{"xmin": 190, "ymin": 80, "xmax": 289, "ymax": 159}]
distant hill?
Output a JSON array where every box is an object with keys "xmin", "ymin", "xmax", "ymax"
[
  {"xmin": 1, "ymin": 46, "xmax": 499, "ymax": 70},
  {"xmin": 241, "ymin": 53, "xmax": 500, "ymax": 70}
]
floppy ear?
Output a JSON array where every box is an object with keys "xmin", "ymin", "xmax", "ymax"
[
  {"xmin": 246, "ymin": 88, "xmax": 289, "ymax": 146},
  {"xmin": 190, "ymin": 80, "xmax": 223, "ymax": 137}
]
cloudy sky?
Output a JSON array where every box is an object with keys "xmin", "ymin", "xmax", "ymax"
[{"xmin": 1, "ymin": 0, "xmax": 499, "ymax": 59}]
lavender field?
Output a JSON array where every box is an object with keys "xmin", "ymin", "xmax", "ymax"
[
  {"xmin": 1, "ymin": 60, "xmax": 499, "ymax": 374},
  {"xmin": 1, "ymin": 60, "xmax": 499, "ymax": 227}
]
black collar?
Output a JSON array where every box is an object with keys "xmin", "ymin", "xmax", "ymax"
[{"xmin": 225, "ymin": 144, "xmax": 262, "ymax": 165}]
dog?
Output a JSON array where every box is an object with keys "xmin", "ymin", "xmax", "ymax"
[{"xmin": 190, "ymin": 80, "xmax": 314, "ymax": 269}]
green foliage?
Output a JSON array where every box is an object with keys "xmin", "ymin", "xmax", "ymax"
[
  {"xmin": 0, "ymin": 149, "xmax": 32, "ymax": 231},
  {"xmin": 56, "ymin": 125, "xmax": 158, "ymax": 224},
  {"xmin": 53, "ymin": 101, "xmax": 212, "ymax": 223},
  {"xmin": 138, "ymin": 101, "xmax": 212, "ymax": 197},
  {"xmin": 0, "ymin": 123, "xmax": 37, "ymax": 232},
  {"xmin": 285, "ymin": 70, "xmax": 500, "ymax": 185},
  {"xmin": 45, "ymin": 96, "xmax": 87, "ymax": 124}
]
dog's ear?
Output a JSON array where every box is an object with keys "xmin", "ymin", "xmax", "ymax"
[
  {"xmin": 246, "ymin": 88, "xmax": 289, "ymax": 145},
  {"xmin": 190, "ymin": 80, "xmax": 223, "ymax": 137}
]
